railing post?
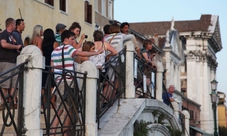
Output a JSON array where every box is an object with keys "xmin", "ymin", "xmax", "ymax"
[
  {"xmin": 17, "ymin": 45, "xmax": 44, "ymax": 136},
  {"xmin": 80, "ymin": 61, "xmax": 98, "ymax": 136},
  {"xmin": 125, "ymin": 41, "xmax": 135, "ymax": 98},
  {"xmin": 182, "ymin": 110, "xmax": 190, "ymax": 136},
  {"xmin": 171, "ymin": 101, "xmax": 180, "ymax": 120},
  {"xmin": 156, "ymin": 61, "xmax": 164, "ymax": 101}
]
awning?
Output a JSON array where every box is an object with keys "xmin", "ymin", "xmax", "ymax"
[{"xmin": 190, "ymin": 126, "xmax": 212, "ymax": 136}]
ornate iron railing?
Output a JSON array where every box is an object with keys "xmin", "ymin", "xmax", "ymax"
[
  {"xmin": 134, "ymin": 54, "xmax": 156, "ymax": 99},
  {"xmin": 96, "ymin": 47, "xmax": 126, "ymax": 128},
  {"xmin": 0, "ymin": 60, "xmax": 29, "ymax": 136},
  {"xmin": 41, "ymin": 66, "xmax": 87, "ymax": 136}
]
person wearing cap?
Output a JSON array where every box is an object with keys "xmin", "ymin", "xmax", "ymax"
[{"xmin": 55, "ymin": 23, "xmax": 66, "ymax": 46}]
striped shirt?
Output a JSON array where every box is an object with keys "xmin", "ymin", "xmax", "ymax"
[
  {"xmin": 51, "ymin": 44, "xmax": 77, "ymax": 81},
  {"xmin": 105, "ymin": 33, "xmax": 133, "ymax": 64}
]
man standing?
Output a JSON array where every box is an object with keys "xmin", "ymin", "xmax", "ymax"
[
  {"xmin": 13, "ymin": 19, "xmax": 25, "ymax": 46},
  {"xmin": 55, "ymin": 23, "xmax": 66, "ymax": 46},
  {"xmin": 0, "ymin": 18, "xmax": 22, "ymax": 106},
  {"xmin": 120, "ymin": 22, "xmax": 141, "ymax": 58},
  {"xmin": 51, "ymin": 30, "xmax": 103, "ymax": 135},
  {"xmin": 162, "ymin": 85, "xmax": 175, "ymax": 106}
]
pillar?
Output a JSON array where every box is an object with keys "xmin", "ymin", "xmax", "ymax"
[{"xmin": 17, "ymin": 45, "xmax": 44, "ymax": 136}]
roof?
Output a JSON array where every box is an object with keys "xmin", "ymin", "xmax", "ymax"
[
  {"xmin": 129, "ymin": 14, "xmax": 222, "ymax": 52},
  {"xmin": 129, "ymin": 14, "xmax": 213, "ymax": 36},
  {"xmin": 190, "ymin": 125, "xmax": 212, "ymax": 136}
]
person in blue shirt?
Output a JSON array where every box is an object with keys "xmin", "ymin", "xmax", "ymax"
[{"xmin": 162, "ymin": 85, "xmax": 175, "ymax": 106}]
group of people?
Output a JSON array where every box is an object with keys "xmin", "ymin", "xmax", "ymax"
[{"xmin": 0, "ymin": 17, "xmax": 159, "ymax": 135}]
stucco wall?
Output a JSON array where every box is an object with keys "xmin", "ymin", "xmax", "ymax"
[
  {"xmin": 0, "ymin": 0, "xmax": 95, "ymax": 42},
  {"xmin": 218, "ymin": 105, "xmax": 227, "ymax": 127}
]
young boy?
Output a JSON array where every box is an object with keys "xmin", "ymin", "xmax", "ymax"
[{"xmin": 51, "ymin": 30, "xmax": 103, "ymax": 135}]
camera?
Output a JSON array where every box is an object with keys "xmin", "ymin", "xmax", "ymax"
[{"xmin": 85, "ymin": 35, "xmax": 88, "ymax": 39}]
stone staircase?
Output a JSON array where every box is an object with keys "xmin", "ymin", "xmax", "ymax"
[{"xmin": 0, "ymin": 105, "xmax": 64, "ymax": 136}]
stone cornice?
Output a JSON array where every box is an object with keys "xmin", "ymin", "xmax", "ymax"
[{"xmin": 184, "ymin": 50, "xmax": 218, "ymax": 68}]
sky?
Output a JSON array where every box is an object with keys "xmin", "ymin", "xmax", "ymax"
[{"xmin": 114, "ymin": 0, "xmax": 227, "ymax": 101}]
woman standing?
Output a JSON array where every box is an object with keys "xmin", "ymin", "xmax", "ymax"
[
  {"xmin": 41, "ymin": 28, "xmax": 57, "ymax": 106},
  {"xmin": 69, "ymin": 22, "xmax": 86, "ymax": 49},
  {"xmin": 30, "ymin": 25, "xmax": 43, "ymax": 51}
]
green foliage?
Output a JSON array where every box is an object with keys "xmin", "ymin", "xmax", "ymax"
[
  {"xmin": 219, "ymin": 126, "xmax": 227, "ymax": 136},
  {"xmin": 166, "ymin": 126, "xmax": 184, "ymax": 136},
  {"xmin": 152, "ymin": 110, "xmax": 158, "ymax": 117},
  {"xmin": 158, "ymin": 113, "xmax": 165, "ymax": 124},
  {"xmin": 134, "ymin": 120, "xmax": 152, "ymax": 136}
]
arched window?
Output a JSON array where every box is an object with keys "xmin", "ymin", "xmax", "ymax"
[{"xmin": 84, "ymin": 1, "xmax": 92, "ymax": 24}]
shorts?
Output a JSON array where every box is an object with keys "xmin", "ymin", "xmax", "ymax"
[
  {"xmin": 55, "ymin": 81, "xmax": 74, "ymax": 110},
  {"xmin": 107, "ymin": 64, "xmax": 121, "ymax": 81},
  {"xmin": 0, "ymin": 62, "xmax": 18, "ymax": 88}
]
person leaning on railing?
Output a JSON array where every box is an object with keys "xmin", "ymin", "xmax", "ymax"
[
  {"xmin": 104, "ymin": 23, "xmax": 133, "ymax": 98},
  {"xmin": 162, "ymin": 85, "xmax": 175, "ymax": 106},
  {"xmin": 140, "ymin": 39, "xmax": 156, "ymax": 86}
]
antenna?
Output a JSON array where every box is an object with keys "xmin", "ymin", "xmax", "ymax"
[{"xmin": 19, "ymin": 8, "xmax": 23, "ymax": 19}]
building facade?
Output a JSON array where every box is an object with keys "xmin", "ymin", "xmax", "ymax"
[
  {"xmin": 0, "ymin": 0, "xmax": 97, "ymax": 42},
  {"xmin": 218, "ymin": 91, "xmax": 227, "ymax": 127},
  {"xmin": 129, "ymin": 14, "xmax": 222, "ymax": 134},
  {"xmin": 94, "ymin": 0, "xmax": 114, "ymax": 30}
]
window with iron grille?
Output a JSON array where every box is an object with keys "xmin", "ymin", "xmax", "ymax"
[{"xmin": 84, "ymin": 1, "xmax": 92, "ymax": 24}]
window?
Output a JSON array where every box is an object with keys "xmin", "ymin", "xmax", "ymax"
[
  {"xmin": 190, "ymin": 110, "xmax": 194, "ymax": 119},
  {"xmin": 84, "ymin": 1, "xmax": 92, "ymax": 24},
  {"xmin": 102, "ymin": 0, "xmax": 106, "ymax": 16},
  {"xmin": 108, "ymin": 0, "xmax": 112, "ymax": 19},
  {"xmin": 60, "ymin": 0, "xmax": 66, "ymax": 12},
  {"xmin": 45, "ymin": 0, "xmax": 54, "ymax": 6}
]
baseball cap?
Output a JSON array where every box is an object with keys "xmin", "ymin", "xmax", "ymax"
[{"xmin": 56, "ymin": 23, "xmax": 66, "ymax": 32}]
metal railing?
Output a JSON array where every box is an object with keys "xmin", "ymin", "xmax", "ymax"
[
  {"xmin": 134, "ymin": 54, "xmax": 156, "ymax": 99},
  {"xmin": 96, "ymin": 47, "xmax": 126, "ymax": 128},
  {"xmin": 41, "ymin": 66, "xmax": 87, "ymax": 136},
  {"xmin": 0, "ymin": 60, "xmax": 29, "ymax": 136}
]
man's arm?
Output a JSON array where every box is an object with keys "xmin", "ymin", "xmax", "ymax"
[
  {"xmin": 73, "ymin": 48, "xmax": 103, "ymax": 57},
  {"xmin": 1, "ymin": 39, "xmax": 22, "ymax": 50}
]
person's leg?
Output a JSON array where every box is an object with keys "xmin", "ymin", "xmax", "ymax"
[
  {"xmin": 0, "ymin": 62, "xmax": 11, "ymax": 104},
  {"xmin": 9, "ymin": 87, "xmax": 16, "ymax": 104},
  {"xmin": 51, "ymin": 110, "xmax": 63, "ymax": 136},
  {"xmin": 63, "ymin": 110, "xmax": 72, "ymax": 136},
  {"xmin": 0, "ymin": 88, "xmax": 8, "ymax": 104}
]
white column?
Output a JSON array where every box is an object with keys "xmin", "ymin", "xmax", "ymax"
[
  {"xmin": 125, "ymin": 41, "xmax": 135, "ymax": 98},
  {"xmin": 171, "ymin": 101, "xmax": 179, "ymax": 120},
  {"xmin": 182, "ymin": 110, "xmax": 190, "ymax": 136},
  {"xmin": 80, "ymin": 61, "xmax": 98, "ymax": 136},
  {"xmin": 156, "ymin": 61, "xmax": 164, "ymax": 101},
  {"xmin": 17, "ymin": 45, "xmax": 44, "ymax": 136},
  {"xmin": 163, "ymin": 49, "xmax": 171, "ymax": 87}
]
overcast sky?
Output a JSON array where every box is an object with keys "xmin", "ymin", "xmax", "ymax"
[{"xmin": 114, "ymin": 0, "xmax": 227, "ymax": 100}]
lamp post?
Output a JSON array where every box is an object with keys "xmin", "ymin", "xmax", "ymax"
[{"xmin": 210, "ymin": 79, "xmax": 219, "ymax": 136}]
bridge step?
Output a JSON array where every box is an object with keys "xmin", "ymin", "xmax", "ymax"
[{"xmin": 0, "ymin": 105, "xmax": 60, "ymax": 135}]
